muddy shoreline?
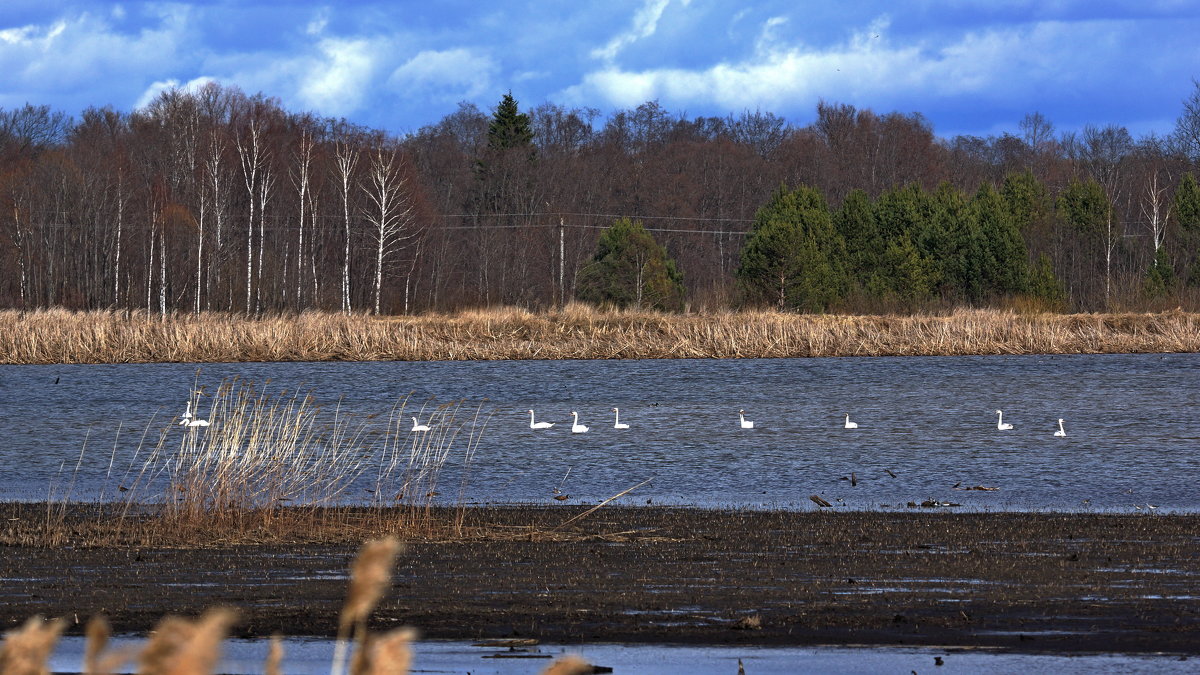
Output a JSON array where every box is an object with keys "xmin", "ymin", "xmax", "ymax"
[{"xmin": 2, "ymin": 506, "xmax": 1197, "ymax": 654}]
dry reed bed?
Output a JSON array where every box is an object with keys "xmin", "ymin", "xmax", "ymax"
[
  {"xmin": 31, "ymin": 377, "xmax": 488, "ymax": 547},
  {"xmin": 2, "ymin": 307, "xmax": 1199, "ymax": 364}
]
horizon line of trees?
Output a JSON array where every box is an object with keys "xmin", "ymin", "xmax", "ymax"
[{"xmin": 3, "ymin": 81, "xmax": 1200, "ymax": 316}]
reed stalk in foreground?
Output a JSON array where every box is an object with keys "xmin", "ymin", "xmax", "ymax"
[
  {"xmin": 4, "ymin": 307, "xmax": 1200, "ymax": 364},
  {"xmin": 332, "ymin": 537, "xmax": 402, "ymax": 675},
  {"xmin": 0, "ymin": 616, "xmax": 64, "ymax": 675},
  {"xmin": 0, "ymin": 538, "xmax": 594, "ymax": 675}
]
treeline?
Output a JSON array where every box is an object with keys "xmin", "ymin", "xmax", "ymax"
[{"xmin": 2, "ymin": 82, "xmax": 1199, "ymax": 315}]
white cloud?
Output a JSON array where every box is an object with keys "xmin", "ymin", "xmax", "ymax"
[
  {"xmin": 591, "ymin": 0, "xmax": 672, "ymax": 62},
  {"xmin": 561, "ymin": 15, "xmax": 1116, "ymax": 114},
  {"xmin": 134, "ymin": 76, "xmax": 218, "ymax": 110},
  {"xmin": 0, "ymin": 8, "xmax": 191, "ymax": 108},
  {"xmin": 297, "ymin": 37, "xmax": 377, "ymax": 115},
  {"xmin": 388, "ymin": 48, "xmax": 496, "ymax": 102},
  {"xmin": 306, "ymin": 8, "xmax": 330, "ymax": 36}
]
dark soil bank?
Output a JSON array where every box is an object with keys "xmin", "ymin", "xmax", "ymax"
[{"xmin": 2, "ymin": 507, "xmax": 1197, "ymax": 654}]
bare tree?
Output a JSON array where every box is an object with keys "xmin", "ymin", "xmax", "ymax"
[
  {"xmin": 1173, "ymin": 79, "xmax": 1200, "ymax": 164},
  {"xmin": 235, "ymin": 107, "xmax": 269, "ymax": 314},
  {"xmin": 289, "ymin": 127, "xmax": 316, "ymax": 310},
  {"xmin": 333, "ymin": 132, "xmax": 361, "ymax": 313},
  {"xmin": 361, "ymin": 145, "xmax": 420, "ymax": 314},
  {"xmin": 1079, "ymin": 124, "xmax": 1133, "ymax": 305},
  {"xmin": 1142, "ymin": 169, "xmax": 1174, "ymax": 256}
]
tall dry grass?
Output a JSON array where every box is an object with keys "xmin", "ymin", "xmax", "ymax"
[
  {"xmin": 3, "ymin": 306, "xmax": 1199, "ymax": 364},
  {"xmin": 77, "ymin": 377, "xmax": 491, "ymax": 543},
  {"xmin": 0, "ymin": 538, "xmax": 591, "ymax": 675}
]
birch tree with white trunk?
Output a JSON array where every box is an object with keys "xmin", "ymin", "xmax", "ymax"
[{"xmin": 361, "ymin": 145, "xmax": 419, "ymax": 315}]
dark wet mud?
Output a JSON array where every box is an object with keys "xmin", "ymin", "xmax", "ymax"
[{"xmin": 2, "ymin": 507, "xmax": 1197, "ymax": 654}]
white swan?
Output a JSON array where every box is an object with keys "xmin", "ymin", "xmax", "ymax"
[
  {"xmin": 570, "ymin": 411, "xmax": 589, "ymax": 434},
  {"xmin": 739, "ymin": 409, "xmax": 754, "ymax": 429},
  {"xmin": 611, "ymin": 407, "xmax": 630, "ymax": 430},
  {"xmin": 179, "ymin": 400, "xmax": 193, "ymax": 425},
  {"xmin": 1054, "ymin": 418, "xmax": 1066, "ymax": 437},
  {"xmin": 411, "ymin": 416, "xmax": 432, "ymax": 432},
  {"xmin": 528, "ymin": 410, "xmax": 554, "ymax": 429},
  {"xmin": 996, "ymin": 410, "xmax": 1013, "ymax": 430},
  {"xmin": 844, "ymin": 413, "xmax": 858, "ymax": 429},
  {"xmin": 185, "ymin": 418, "xmax": 209, "ymax": 427}
]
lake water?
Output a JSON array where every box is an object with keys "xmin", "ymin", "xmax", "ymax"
[{"xmin": 2, "ymin": 354, "xmax": 1199, "ymax": 511}]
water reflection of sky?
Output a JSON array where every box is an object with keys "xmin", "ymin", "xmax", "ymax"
[
  {"xmin": 2, "ymin": 353, "xmax": 1198, "ymax": 511},
  {"xmin": 49, "ymin": 636, "xmax": 1200, "ymax": 675}
]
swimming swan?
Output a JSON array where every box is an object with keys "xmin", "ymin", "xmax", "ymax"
[
  {"xmin": 411, "ymin": 416, "xmax": 432, "ymax": 432},
  {"xmin": 570, "ymin": 411, "xmax": 589, "ymax": 434},
  {"xmin": 611, "ymin": 407, "xmax": 630, "ymax": 430},
  {"xmin": 844, "ymin": 413, "xmax": 858, "ymax": 429},
  {"xmin": 179, "ymin": 400, "xmax": 193, "ymax": 425},
  {"xmin": 995, "ymin": 410, "xmax": 1013, "ymax": 430},
  {"xmin": 528, "ymin": 410, "xmax": 554, "ymax": 429},
  {"xmin": 739, "ymin": 409, "xmax": 754, "ymax": 429},
  {"xmin": 184, "ymin": 418, "xmax": 209, "ymax": 427},
  {"xmin": 1054, "ymin": 418, "xmax": 1066, "ymax": 437}
]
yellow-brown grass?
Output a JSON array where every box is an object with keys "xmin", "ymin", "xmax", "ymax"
[
  {"xmin": 3, "ymin": 306, "xmax": 1198, "ymax": 364},
  {"xmin": 69, "ymin": 376, "xmax": 489, "ymax": 544}
]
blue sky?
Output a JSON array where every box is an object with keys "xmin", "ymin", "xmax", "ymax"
[{"xmin": 2, "ymin": 0, "xmax": 1198, "ymax": 139}]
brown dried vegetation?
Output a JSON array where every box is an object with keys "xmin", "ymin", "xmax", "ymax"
[{"xmin": 3, "ymin": 306, "xmax": 1200, "ymax": 364}]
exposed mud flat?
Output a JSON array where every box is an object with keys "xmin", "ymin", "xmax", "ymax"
[{"xmin": 2, "ymin": 506, "xmax": 1197, "ymax": 654}]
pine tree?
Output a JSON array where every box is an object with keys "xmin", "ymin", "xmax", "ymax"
[
  {"xmin": 1143, "ymin": 248, "xmax": 1176, "ymax": 298},
  {"xmin": 1175, "ymin": 173, "xmax": 1200, "ymax": 286},
  {"xmin": 974, "ymin": 183, "xmax": 1028, "ymax": 297},
  {"xmin": 872, "ymin": 184, "xmax": 938, "ymax": 304},
  {"xmin": 867, "ymin": 236, "xmax": 938, "ymax": 307},
  {"xmin": 1000, "ymin": 170, "xmax": 1050, "ymax": 235},
  {"xmin": 576, "ymin": 218, "xmax": 685, "ymax": 311},
  {"xmin": 1027, "ymin": 253, "xmax": 1066, "ymax": 308},
  {"xmin": 833, "ymin": 189, "xmax": 881, "ymax": 291},
  {"xmin": 737, "ymin": 185, "xmax": 846, "ymax": 311},
  {"xmin": 926, "ymin": 182, "xmax": 986, "ymax": 302}
]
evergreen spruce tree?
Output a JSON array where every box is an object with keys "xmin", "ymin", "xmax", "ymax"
[
  {"xmin": 486, "ymin": 92, "xmax": 534, "ymax": 153},
  {"xmin": 576, "ymin": 218, "xmax": 685, "ymax": 311}
]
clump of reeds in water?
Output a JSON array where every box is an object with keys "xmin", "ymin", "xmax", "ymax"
[
  {"xmin": 113, "ymin": 377, "xmax": 489, "ymax": 540},
  {"xmin": 0, "ymin": 538, "xmax": 590, "ymax": 675}
]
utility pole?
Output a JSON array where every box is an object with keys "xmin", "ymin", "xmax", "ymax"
[{"xmin": 559, "ymin": 216, "xmax": 565, "ymax": 307}]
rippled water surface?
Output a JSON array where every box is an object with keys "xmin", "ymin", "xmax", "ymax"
[{"xmin": 2, "ymin": 353, "xmax": 1198, "ymax": 510}]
